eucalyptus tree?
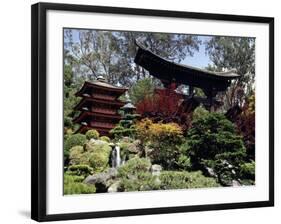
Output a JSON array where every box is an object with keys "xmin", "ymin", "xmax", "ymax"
[
  {"xmin": 64, "ymin": 29, "xmax": 201, "ymax": 87},
  {"xmin": 205, "ymin": 36, "xmax": 255, "ymax": 109}
]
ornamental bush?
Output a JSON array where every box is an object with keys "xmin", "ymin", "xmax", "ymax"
[
  {"xmin": 159, "ymin": 171, "xmax": 220, "ymax": 189},
  {"xmin": 136, "ymin": 118, "xmax": 183, "ymax": 169},
  {"xmin": 69, "ymin": 146, "xmax": 87, "ymax": 165},
  {"xmin": 110, "ymin": 114, "xmax": 140, "ymax": 139},
  {"xmin": 85, "ymin": 141, "xmax": 112, "ymax": 173},
  {"xmin": 117, "ymin": 157, "xmax": 152, "ymax": 178},
  {"xmin": 186, "ymin": 112, "xmax": 247, "ymax": 185},
  {"xmin": 117, "ymin": 157, "xmax": 159, "ymax": 192},
  {"xmin": 66, "ymin": 164, "xmax": 93, "ymax": 177},
  {"xmin": 100, "ymin": 136, "xmax": 110, "ymax": 143},
  {"xmin": 64, "ymin": 134, "xmax": 87, "ymax": 163},
  {"xmin": 239, "ymin": 161, "xmax": 255, "ymax": 181},
  {"xmin": 64, "ymin": 174, "xmax": 96, "ymax": 195},
  {"xmin": 117, "ymin": 157, "xmax": 220, "ymax": 192},
  {"xmin": 68, "ymin": 140, "xmax": 112, "ymax": 173},
  {"xmin": 85, "ymin": 129, "xmax": 100, "ymax": 140}
]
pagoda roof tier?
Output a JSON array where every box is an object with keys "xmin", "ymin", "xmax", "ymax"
[
  {"xmin": 134, "ymin": 41, "xmax": 240, "ymax": 92},
  {"xmin": 75, "ymin": 81, "xmax": 128, "ymax": 97},
  {"xmin": 73, "ymin": 111, "xmax": 122, "ymax": 124},
  {"xmin": 74, "ymin": 97, "xmax": 125, "ymax": 111}
]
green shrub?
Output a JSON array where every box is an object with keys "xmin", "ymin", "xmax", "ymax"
[
  {"xmin": 64, "ymin": 116, "xmax": 73, "ymax": 128},
  {"xmin": 110, "ymin": 113, "xmax": 140, "ymax": 139},
  {"xmin": 117, "ymin": 159, "xmax": 219, "ymax": 191},
  {"xmin": 240, "ymin": 161, "xmax": 255, "ymax": 180},
  {"xmin": 68, "ymin": 140, "xmax": 112, "ymax": 173},
  {"xmin": 186, "ymin": 113, "xmax": 247, "ymax": 185},
  {"xmin": 117, "ymin": 157, "xmax": 151, "ymax": 178},
  {"xmin": 100, "ymin": 136, "xmax": 110, "ymax": 143},
  {"xmin": 118, "ymin": 138, "xmax": 143, "ymax": 160},
  {"xmin": 159, "ymin": 171, "xmax": 220, "ymax": 189},
  {"xmin": 64, "ymin": 134, "xmax": 87, "ymax": 161},
  {"xmin": 192, "ymin": 106, "xmax": 209, "ymax": 121},
  {"xmin": 85, "ymin": 141, "xmax": 111, "ymax": 173},
  {"xmin": 175, "ymin": 141, "xmax": 192, "ymax": 171},
  {"xmin": 85, "ymin": 129, "xmax": 100, "ymax": 140},
  {"xmin": 117, "ymin": 157, "xmax": 161, "ymax": 192},
  {"xmin": 119, "ymin": 171, "xmax": 160, "ymax": 192},
  {"xmin": 64, "ymin": 174, "xmax": 96, "ymax": 195},
  {"xmin": 66, "ymin": 164, "xmax": 93, "ymax": 177},
  {"xmin": 69, "ymin": 146, "xmax": 85, "ymax": 165},
  {"xmin": 136, "ymin": 118, "xmax": 184, "ymax": 169}
]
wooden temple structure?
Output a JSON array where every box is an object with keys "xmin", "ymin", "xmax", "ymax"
[
  {"xmin": 73, "ymin": 76, "xmax": 127, "ymax": 135},
  {"xmin": 134, "ymin": 41, "xmax": 240, "ymax": 111}
]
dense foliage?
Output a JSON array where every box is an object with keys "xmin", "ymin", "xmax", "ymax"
[
  {"xmin": 136, "ymin": 118, "xmax": 183, "ymax": 169},
  {"xmin": 64, "ymin": 30, "xmax": 200, "ymax": 87},
  {"xmin": 63, "ymin": 31, "xmax": 257, "ymax": 194},
  {"xmin": 117, "ymin": 158, "xmax": 219, "ymax": 192},
  {"xmin": 64, "ymin": 174, "xmax": 96, "ymax": 195},
  {"xmin": 185, "ymin": 113, "xmax": 248, "ymax": 185},
  {"xmin": 129, "ymin": 78, "xmax": 156, "ymax": 104},
  {"xmin": 64, "ymin": 134, "xmax": 87, "ymax": 164},
  {"xmin": 110, "ymin": 113, "xmax": 140, "ymax": 139},
  {"xmin": 69, "ymin": 140, "xmax": 111, "ymax": 173},
  {"xmin": 85, "ymin": 129, "xmax": 100, "ymax": 140},
  {"xmin": 235, "ymin": 94, "xmax": 255, "ymax": 160},
  {"xmin": 159, "ymin": 171, "xmax": 219, "ymax": 189},
  {"xmin": 206, "ymin": 37, "xmax": 255, "ymax": 109}
]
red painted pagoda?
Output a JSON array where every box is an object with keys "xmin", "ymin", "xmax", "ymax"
[{"xmin": 73, "ymin": 76, "xmax": 127, "ymax": 136}]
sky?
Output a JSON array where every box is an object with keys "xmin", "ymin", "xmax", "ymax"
[
  {"xmin": 183, "ymin": 36, "xmax": 212, "ymax": 68},
  {"xmin": 66, "ymin": 29, "xmax": 212, "ymax": 69}
]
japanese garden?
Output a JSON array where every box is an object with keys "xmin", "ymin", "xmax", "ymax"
[{"xmin": 63, "ymin": 29, "xmax": 255, "ymax": 194}]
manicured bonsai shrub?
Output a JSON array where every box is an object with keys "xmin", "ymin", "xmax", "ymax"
[
  {"xmin": 64, "ymin": 174, "xmax": 96, "ymax": 195},
  {"xmin": 118, "ymin": 171, "xmax": 160, "ymax": 192},
  {"xmin": 159, "ymin": 171, "xmax": 220, "ymax": 189},
  {"xmin": 186, "ymin": 112, "xmax": 247, "ymax": 185},
  {"xmin": 118, "ymin": 157, "xmax": 152, "ymax": 178},
  {"xmin": 117, "ymin": 158, "xmax": 219, "ymax": 192},
  {"xmin": 136, "ymin": 118, "xmax": 183, "ymax": 169},
  {"xmin": 69, "ymin": 146, "xmax": 86, "ymax": 165},
  {"xmin": 85, "ymin": 129, "xmax": 100, "ymax": 140},
  {"xmin": 100, "ymin": 136, "xmax": 110, "ymax": 143},
  {"xmin": 110, "ymin": 113, "xmax": 140, "ymax": 139},
  {"xmin": 66, "ymin": 164, "xmax": 93, "ymax": 177},
  {"xmin": 117, "ymin": 157, "xmax": 160, "ymax": 192},
  {"xmin": 85, "ymin": 141, "xmax": 112, "ymax": 173},
  {"xmin": 68, "ymin": 140, "xmax": 112, "ymax": 173},
  {"xmin": 64, "ymin": 133, "xmax": 87, "ymax": 164}
]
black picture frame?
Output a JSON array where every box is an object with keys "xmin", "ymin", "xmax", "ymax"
[{"xmin": 31, "ymin": 2, "xmax": 274, "ymax": 222}]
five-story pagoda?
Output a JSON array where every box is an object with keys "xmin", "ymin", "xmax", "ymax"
[{"xmin": 73, "ymin": 76, "xmax": 128, "ymax": 136}]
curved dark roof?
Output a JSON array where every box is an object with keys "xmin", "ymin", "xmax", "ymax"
[
  {"xmin": 75, "ymin": 81, "xmax": 128, "ymax": 97},
  {"xmin": 134, "ymin": 40, "xmax": 240, "ymax": 92}
]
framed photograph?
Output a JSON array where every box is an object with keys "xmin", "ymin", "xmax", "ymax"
[{"xmin": 31, "ymin": 2, "xmax": 274, "ymax": 222}]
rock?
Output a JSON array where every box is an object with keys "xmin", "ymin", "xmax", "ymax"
[
  {"xmin": 84, "ymin": 168, "xmax": 117, "ymax": 193},
  {"xmin": 205, "ymin": 166, "xmax": 217, "ymax": 178},
  {"xmin": 107, "ymin": 181, "xmax": 120, "ymax": 193},
  {"xmin": 88, "ymin": 139, "xmax": 106, "ymax": 145},
  {"xmin": 151, "ymin": 164, "xmax": 162, "ymax": 176},
  {"xmin": 232, "ymin": 180, "xmax": 241, "ymax": 187}
]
